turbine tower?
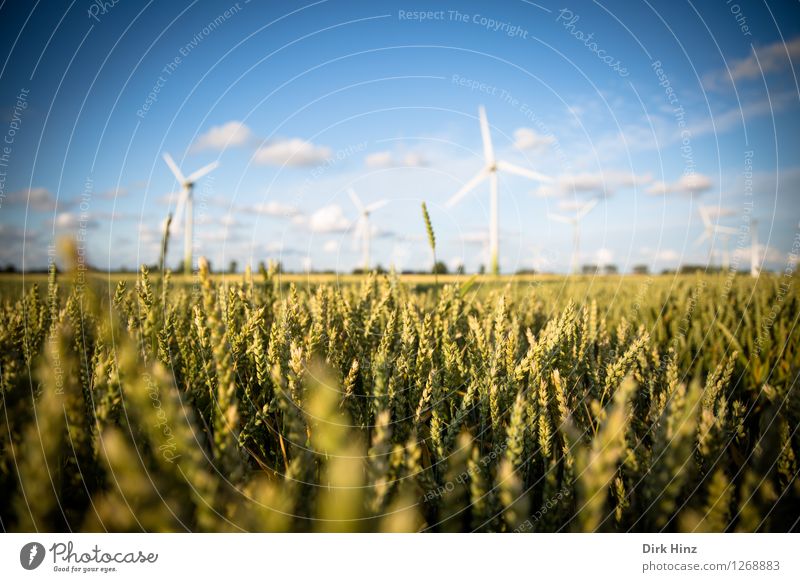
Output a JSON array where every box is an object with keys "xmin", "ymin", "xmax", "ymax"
[
  {"xmin": 750, "ymin": 218, "xmax": 760, "ymax": 277},
  {"xmin": 162, "ymin": 153, "xmax": 218, "ymax": 275},
  {"xmin": 547, "ymin": 198, "xmax": 598, "ymax": 275},
  {"xmin": 348, "ymin": 188, "xmax": 388, "ymax": 272},
  {"xmin": 445, "ymin": 106, "xmax": 552, "ymax": 275},
  {"xmin": 694, "ymin": 204, "xmax": 738, "ymax": 271}
]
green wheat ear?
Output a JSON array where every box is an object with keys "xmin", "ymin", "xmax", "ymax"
[
  {"xmin": 421, "ymin": 202, "xmax": 437, "ymax": 284},
  {"xmin": 421, "ymin": 202, "xmax": 435, "ymax": 252}
]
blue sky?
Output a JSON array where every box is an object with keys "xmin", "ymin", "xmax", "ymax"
[{"xmin": 0, "ymin": 0, "xmax": 798, "ymax": 273}]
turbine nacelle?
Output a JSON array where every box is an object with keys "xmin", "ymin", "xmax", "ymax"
[{"xmin": 163, "ymin": 153, "xmax": 218, "ymax": 192}]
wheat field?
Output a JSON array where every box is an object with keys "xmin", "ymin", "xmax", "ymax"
[{"xmin": 0, "ymin": 262, "xmax": 798, "ymax": 532}]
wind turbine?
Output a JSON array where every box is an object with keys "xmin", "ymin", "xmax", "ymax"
[
  {"xmin": 162, "ymin": 153, "xmax": 218, "ymax": 275},
  {"xmin": 547, "ymin": 198, "xmax": 598, "ymax": 275},
  {"xmin": 445, "ymin": 106, "xmax": 552, "ymax": 275},
  {"xmin": 694, "ymin": 204, "xmax": 738, "ymax": 271},
  {"xmin": 348, "ymin": 188, "xmax": 388, "ymax": 272}
]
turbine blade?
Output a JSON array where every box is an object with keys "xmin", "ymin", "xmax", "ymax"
[
  {"xmin": 186, "ymin": 160, "xmax": 219, "ymax": 183},
  {"xmin": 365, "ymin": 199, "xmax": 389, "ymax": 213},
  {"xmin": 348, "ymin": 188, "xmax": 365, "ymax": 212},
  {"xmin": 577, "ymin": 198, "xmax": 598, "ymax": 220},
  {"xmin": 352, "ymin": 218, "xmax": 366, "ymax": 249},
  {"xmin": 715, "ymin": 225, "xmax": 739, "ymax": 235},
  {"xmin": 496, "ymin": 160, "xmax": 553, "ymax": 183},
  {"xmin": 445, "ymin": 169, "xmax": 488, "ymax": 208},
  {"xmin": 478, "ymin": 106, "xmax": 495, "ymax": 164},
  {"xmin": 548, "ymin": 213, "xmax": 574, "ymax": 225},
  {"xmin": 172, "ymin": 189, "xmax": 189, "ymax": 232},
  {"xmin": 698, "ymin": 204, "xmax": 712, "ymax": 228},
  {"xmin": 162, "ymin": 153, "xmax": 185, "ymax": 183},
  {"xmin": 693, "ymin": 230, "xmax": 710, "ymax": 247}
]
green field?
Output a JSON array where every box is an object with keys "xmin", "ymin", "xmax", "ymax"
[{"xmin": 1, "ymin": 266, "xmax": 798, "ymax": 532}]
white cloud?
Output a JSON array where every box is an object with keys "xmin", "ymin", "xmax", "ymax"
[
  {"xmin": 323, "ymin": 239, "xmax": 340, "ymax": 253},
  {"xmin": 688, "ymin": 92, "xmax": 795, "ymax": 137},
  {"xmin": 655, "ymin": 249, "xmax": 681, "ymax": 262},
  {"xmin": 365, "ymin": 152, "xmax": 393, "ymax": 168},
  {"xmin": 448, "ymin": 256, "xmax": 465, "ymax": 272},
  {"xmin": 261, "ymin": 241, "xmax": 302, "ymax": 256},
  {"xmin": 732, "ymin": 244, "xmax": 783, "ymax": 265},
  {"xmin": 560, "ymin": 173, "xmax": 606, "ymax": 193},
  {"xmin": 559, "ymin": 171, "xmax": 651, "ymax": 195},
  {"xmin": 157, "ymin": 191, "xmax": 179, "ymax": 207},
  {"xmin": 195, "ymin": 229, "xmax": 244, "ymax": 244},
  {"xmin": 557, "ymin": 200, "xmax": 585, "ymax": 211},
  {"xmin": 703, "ymin": 37, "xmax": 800, "ymax": 89},
  {"xmin": 97, "ymin": 187, "xmax": 129, "ymax": 200},
  {"xmin": 647, "ymin": 173, "xmax": 713, "ymax": 195},
  {"xmin": 639, "ymin": 247, "xmax": 682, "ymax": 265},
  {"xmin": 403, "ymin": 152, "xmax": 428, "ymax": 167},
  {"xmin": 532, "ymin": 171, "xmax": 651, "ymax": 198},
  {"xmin": 8, "ymin": 187, "xmax": 56, "ymax": 211},
  {"xmin": 513, "ymin": 127, "xmax": 555, "ymax": 150},
  {"xmin": 459, "ymin": 230, "xmax": 489, "ymax": 246},
  {"xmin": 676, "ymin": 174, "xmax": 713, "ymax": 193},
  {"xmin": 608, "ymin": 171, "xmax": 652, "ymax": 188},
  {"xmin": 309, "ymin": 204, "xmax": 350, "ymax": 233},
  {"xmin": 138, "ymin": 222, "xmax": 160, "ymax": 243},
  {"xmin": 734, "ymin": 167, "xmax": 800, "ymax": 202},
  {"xmin": 645, "ymin": 181, "xmax": 670, "ymax": 196},
  {"xmin": 595, "ymin": 247, "xmax": 614, "ymax": 266},
  {"xmin": 95, "ymin": 210, "xmax": 138, "ymax": 221},
  {"xmin": 254, "ymin": 138, "xmax": 331, "ymax": 166},
  {"xmin": 0, "ymin": 224, "xmax": 34, "ymax": 242},
  {"xmin": 529, "ymin": 246, "xmax": 558, "ymax": 272},
  {"xmin": 364, "ymin": 150, "xmax": 428, "ymax": 168},
  {"xmin": 371, "ymin": 224, "xmax": 394, "ymax": 239},
  {"xmin": 531, "ymin": 184, "xmax": 563, "ymax": 198},
  {"xmin": 56, "ymin": 212, "xmax": 78, "ymax": 228},
  {"xmin": 703, "ymin": 205, "xmax": 737, "ymax": 220},
  {"xmin": 646, "ymin": 180, "xmax": 672, "ymax": 196},
  {"xmin": 157, "ymin": 191, "xmax": 228, "ymax": 209},
  {"xmin": 251, "ymin": 201, "xmax": 300, "ymax": 217},
  {"xmin": 192, "ymin": 121, "xmax": 253, "ymax": 152},
  {"xmin": 55, "ymin": 212, "xmax": 98, "ymax": 229}
]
